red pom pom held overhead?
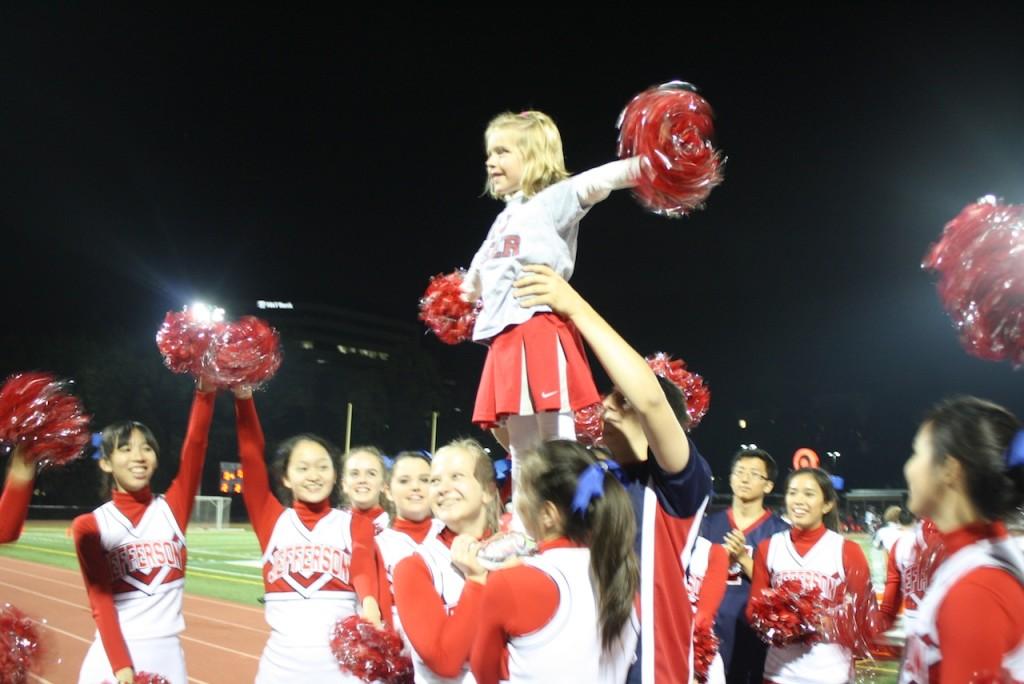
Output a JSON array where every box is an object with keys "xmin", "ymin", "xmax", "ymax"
[
  {"xmin": 155, "ymin": 307, "xmax": 225, "ymax": 376},
  {"xmin": 923, "ymin": 196, "xmax": 1024, "ymax": 366},
  {"xmin": 155, "ymin": 307, "xmax": 282, "ymax": 390},
  {"xmin": 0, "ymin": 603, "xmax": 45, "ymax": 684},
  {"xmin": 205, "ymin": 317, "xmax": 283, "ymax": 391},
  {"xmin": 419, "ymin": 270, "xmax": 479, "ymax": 345},
  {"xmin": 617, "ymin": 80, "xmax": 724, "ymax": 217},
  {"xmin": 330, "ymin": 616, "xmax": 414, "ymax": 684},
  {"xmin": 0, "ymin": 372, "xmax": 90, "ymax": 467},
  {"xmin": 646, "ymin": 352, "xmax": 711, "ymax": 428}
]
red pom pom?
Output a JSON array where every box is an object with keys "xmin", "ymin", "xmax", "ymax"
[
  {"xmin": 0, "ymin": 603, "xmax": 45, "ymax": 683},
  {"xmin": 692, "ymin": 622, "xmax": 720, "ymax": 683},
  {"xmin": 923, "ymin": 196, "xmax": 1024, "ymax": 366},
  {"xmin": 646, "ymin": 352, "xmax": 711, "ymax": 428},
  {"xmin": 330, "ymin": 616, "xmax": 414, "ymax": 684},
  {"xmin": 205, "ymin": 317, "xmax": 283, "ymax": 390},
  {"xmin": 0, "ymin": 373, "xmax": 90, "ymax": 467},
  {"xmin": 748, "ymin": 579, "xmax": 826, "ymax": 647},
  {"xmin": 618, "ymin": 81, "xmax": 724, "ymax": 217},
  {"xmin": 155, "ymin": 309, "xmax": 225, "ymax": 375},
  {"xmin": 133, "ymin": 674, "xmax": 172, "ymax": 684},
  {"xmin": 574, "ymin": 402, "xmax": 605, "ymax": 447},
  {"xmin": 419, "ymin": 271, "xmax": 478, "ymax": 345}
]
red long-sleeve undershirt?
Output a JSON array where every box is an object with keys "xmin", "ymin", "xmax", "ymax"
[
  {"xmin": 0, "ymin": 473, "xmax": 34, "ymax": 543},
  {"xmin": 696, "ymin": 543, "xmax": 729, "ymax": 630},
  {"xmin": 391, "ymin": 517, "xmax": 434, "ymax": 544},
  {"xmin": 233, "ymin": 396, "xmax": 375, "ymax": 600},
  {"xmin": 393, "ymin": 525, "xmax": 486, "ymax": 679},
  {"xmin": 72, "ymin": 389, "xmax": 215, "ymax": 674},
  {"xmin": 929, "ymin": 522, "xmax": 1024, "ymax": 683}
]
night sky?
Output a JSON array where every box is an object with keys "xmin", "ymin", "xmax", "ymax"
[{"xmin": 3, "ymin": 6, "xmax": 1024, "ymax": 491}]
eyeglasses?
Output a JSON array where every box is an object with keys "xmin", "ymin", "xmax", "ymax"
[{"xmin": 731, "ymin": 469, "xmax": 769, "ymax": 482}]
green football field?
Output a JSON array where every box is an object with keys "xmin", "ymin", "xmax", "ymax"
[{"xmin": 0, "ymin": 522, "xmax": 900, "ymax": 683}]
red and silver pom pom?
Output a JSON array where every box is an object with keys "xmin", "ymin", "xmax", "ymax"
[
  {"xmin": 104, "ymin": 673, "xmax": 170, "ymax": 684},
  {"xmin": 646, "ymin": 352, "xmax": 711, "ymax": 428},
  {"xmin": 692, "ymin": 623, "xmax": 720, "ymax": 683},
  {"xmin": 0, "ymin": 604, "xmax": 45, "ymax": 684},
  {"xmin": 419, "ymin": 270, "xmax": 479, "ymax": 345},
  {"xmin": 749, "ymin": 579, "xmax": 826, "ymax": 647},
  {"xmin": 155, "ymin": 305, "xmax": 226, "ymax": 375},
  {"xmin": 156, "ymin": 306, "xmax": 282, "ymax": 390},
  {"xmin": 205, "ymin": 316, "xmax": 283, "ymax": 390},
  {"xmin": 330, "ymin": 616, "xmax": 414, "ymax": 684},
  {"xmin": 617, "ymin": 80, "xmax": 724, "ymax": 217},
  {"xmin": 574, "ymin": 402, "xmax": 605, "ymax": 447},
  {"xmin": 477, "ymin": 531, "xmax": 538, "ymax": 570},
  {"xmin": 0, "ymin": 373, "xmax": 90, "ymax": 467},
  {"xmin": 923, "ymin": 196, "xmax": 1024, "ymax": 366}
]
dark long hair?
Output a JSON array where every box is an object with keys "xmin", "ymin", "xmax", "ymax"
[
  {"xmin": 784, "ymin": 467, "xmax": 840, "ymax": 531},
  {"xmin": 270, "ymin": 433, "xmax": 340, "ymax": 507},
  {"xmin": 925, "ymin": 396, "xmax": 1024, "ymax": 521},
  {"xmin": 97, "ymin": 420, "xmax": 160, "ymax": 497},
  {"xmin": 520, "ymin": 440, "xmax": 638, "ymax": 652}
]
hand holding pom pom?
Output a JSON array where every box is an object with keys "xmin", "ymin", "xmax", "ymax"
[
  {"xmin": 749, "ymin": 579, "xmax": 827, "ymax": 647},
  {"xmin": 923, "ymin": 196, "xmax": 1024, "ymax": 366},
  {"xmin": 0, "ymin": 604, "xmax": 46, "ymax": 684},
  {"xmin": 0, "ymin": 373, "xmax": 90, "ymax": 467},
  {"xmin": 331, "ymin": 616, "xmax": 414, "ymax": 684},
  {"xmin": 646, "ymin": 352, "xmax": 711, "ymax": 428},
  {"xmin": 419, "ymin": 270, "xmax": 479, "ymax": 345},
  {"xmin": 617, "ymin": 81, "xmax": 724, "ymax": 217}
]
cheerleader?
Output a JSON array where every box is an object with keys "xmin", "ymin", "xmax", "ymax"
[
  {"xmin": 900, "ymin": 396, "xmax": 1024, "ymax": 682},
  {"xmin": 233, "ymin": 388, "xmax": 377, "ymax": 683},
  {"xmin": 73, "ymin": 384, "xmax": 216, "ymax": 684},
  {"xmin": 471, "ymin": 440, "xmax": 638, "ymax": 684},
  {"xmin": 341, "ymin": 445, "xmax": 390, "ymax": 528},
  {"xmin": 465, "ymin": 111, "xmax": 641, "ymax": 473},
  {"xmin": 393, "ymin": 438, "xmax": 500, "ymax": 682},
  {"xmin": 371, "ymin": 451, "xmax": 442, "ymax": 628},
  {"xmin": 512, "ymin": 264, "xmax": 713, "ymax": 684},
  {"xmin": 0, "ymin": 447, "xmax": 34, "ymax": 543},
  {"xmin": 746, "ymin": 468, "xmax": 877, "ymax": 684}
]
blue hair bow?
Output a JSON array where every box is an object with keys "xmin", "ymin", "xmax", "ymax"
[
  {"xmin": 571, "ymin": 459, "xmax": 624, "ymax": 516},
  {"xmin": 381, "ymin": 454, "xmax": 395, "ymax": 469},
  {"xmin": 494, "ymin": 457, "xmax": 512, "ymax": 485},
  {"xmin": 90, "ymin": 432, "xmax": 103, "ymax": 461},
  {"xmin": 1007, "ymin": 429, "xmax": 1024, "ymax": 469}
]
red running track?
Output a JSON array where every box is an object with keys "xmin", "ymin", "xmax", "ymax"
[{"xmin": 0, "ymin": 555, "xmax": 267, "ymax": 683}]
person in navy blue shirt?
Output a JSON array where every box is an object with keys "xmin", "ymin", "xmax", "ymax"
[
  {"xmin": 700, "ymin": 447, "xmax": 789, "ymax": 683},
  {"xmin": 513, "ymin": 264, "xmax": 712, "ymax": 684}
]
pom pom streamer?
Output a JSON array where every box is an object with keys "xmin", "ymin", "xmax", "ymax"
[
  {"xmin": 692, "ymin": 623, "xmax": 720, "ymax": 684},
  {"xmin": 155, "ymin": 308, "xmax": 224, "ymax": 376},
  {"xmin": 0, "ymin": 372, "xmax": 90, "ymax": 467},
  {"xmin": 0, "ymin": 603, "xmax": 46, "ymax": 684},
  {"xmin": 573, "ymin": 402, "xmax": 604, "ymax": 447},
  {"xmin": 646, "ymin": 352, "xmax": 711, "ymax": 428},
  {"xmin": 923, "ymin": 196, "xmax": 1024, "ymax": 366},
  {"xmin": 330, "ymin": 616, "xmax": 414, "ymax": 684},
  {"xmin": 419, "ymin": 270, "xmax": 479, "ymax": 345},
  {"xmin": 617, "ymin": 81, "xmax": 724, "ymax": 217},
  {"xmin": 748, "ymin": 579, "xmax": 827, "ymax": 647},
  {"xmin": 205, "ymin": 316, "xmax": 283, "ymax": 390}
]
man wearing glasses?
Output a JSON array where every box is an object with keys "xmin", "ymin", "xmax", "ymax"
[{"xmin": 700, "ymin": 447, "xmax": 789, "ymax": 683}]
